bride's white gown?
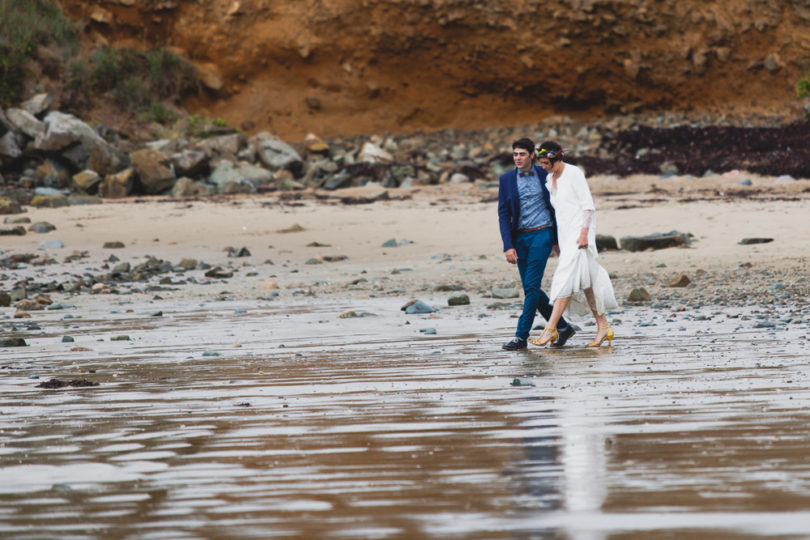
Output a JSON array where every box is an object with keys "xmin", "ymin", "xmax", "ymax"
[{"xmin": 548, "ymin": 163, "xmax": 617, "ymax": 319}]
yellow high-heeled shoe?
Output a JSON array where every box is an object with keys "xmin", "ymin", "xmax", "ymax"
[
  {"xmin": 586, "ymin": 325, "xmax": 614, "ymax": 347},
  {"xmin": 529, "ymin": 326, "xmax": 557, "ymax": 347}
]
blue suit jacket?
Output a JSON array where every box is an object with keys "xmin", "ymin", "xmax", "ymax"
[{"xmin": 497, "ymin": 165, "xmax": 558, "ymax": 252}]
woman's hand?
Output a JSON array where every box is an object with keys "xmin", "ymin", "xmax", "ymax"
[{"xmin": 577, "ymin": 229, "xmax": 589, "ymax": 249}]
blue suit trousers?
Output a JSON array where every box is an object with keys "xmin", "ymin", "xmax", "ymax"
[{"xmin": 514, "ymin": 228, "xmax": 568, "ymax": 340}]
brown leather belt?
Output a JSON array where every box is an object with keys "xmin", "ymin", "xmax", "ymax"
[{"xmin": 518, "ymin": 225, "xmax": 551, "ymax": 233}]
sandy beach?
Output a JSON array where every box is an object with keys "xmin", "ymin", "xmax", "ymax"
[{"xmin": 2, "ymin": 174, "xmax": 810, "ymax": 538}]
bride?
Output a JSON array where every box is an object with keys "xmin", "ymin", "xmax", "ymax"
[{"xmin": 529, "ymin": 141, "xmax": 618, "ymax": 348}]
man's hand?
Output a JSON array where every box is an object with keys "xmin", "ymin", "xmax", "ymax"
[{"xmin": 504, "ymin": 248, "xmax": 518, "ymax": 264}]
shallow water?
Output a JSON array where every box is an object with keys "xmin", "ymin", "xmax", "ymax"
[{"xmin": 1, "ymin": 298, "xmax": 809, "ymax": 539}]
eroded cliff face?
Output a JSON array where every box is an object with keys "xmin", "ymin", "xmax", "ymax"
[{"xmin": 61, "ymin": 0, "xmax": 810, "ymax": 138}]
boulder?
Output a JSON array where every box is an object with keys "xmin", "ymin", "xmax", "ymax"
[
  {"xmin": 36, "ymin": 159, "xmax": 71, "ymax": 188},
  {"xmin": 0, "ymin": 132, "xmax": 22, "ymax": 161},
  {"xmin": 358, "ymin": 142, "xmax": 393, "ymax": 164},
  {"xmin": 620, "ymin": 231, "xmax": 691, "ymax": 252},
  {"xmin": 253, "ymin": 132, "xmax": 303, "ymax": 171},
  {"xmin": 0, "ymin": 197, "xmax": 22, "ymax": 214},
  {"xmin": 402, "ymin": 299, "xmax": 438, "ymax": 314},
  {"xmin": 449, "ymin": 172, "xmax": 470, "ymax": 183},
  {"xmin": 130, "ymin": 148, "xmax": 176, "ymax": 194},
  {"xmin": 100, "ymin": 168, "xmax": 135, "ymax": 198},
  {"xmin": 198, "ymin": 133, "xmax": 245, "ymax": 157},
  {"xmin": 238, "ymin": 162, "xmax": 272, "ymax": 186},
  {"xmin": 5, "ymin": 108, "xmax": 45, "ymax": 138},
  {"xmin": 20, "ymin": 93, "xmax": 53, "ymax": 116},
  {"xmin": 35, "ymin": 112, "xmax": 126, "ymax": 175},
  {"xmin": 72, "ymin": 170, "xmax": 102, "ymax": 193},
  {"xmin": 172, "ymin": 177, "xmax": 212, "ymax": 197},
  {"xmin": 336, "ymin": 183, "xmax": 388, "ymax": 204},
  {"xmin": 170, "ymin": 149, "xmax": 209, "ymax": 177},
  {"xmin": 67, "ymin": 194, "xmax": 103, "ymax": 206}
]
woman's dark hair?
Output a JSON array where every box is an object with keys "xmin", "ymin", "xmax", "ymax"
[
  {"xmin": 512, "ymin": 137, "xmax": 536, "ymax": 159},
  {"xmin": 536, "ymin": 140, "xmax": 564, "ymax": 162}
]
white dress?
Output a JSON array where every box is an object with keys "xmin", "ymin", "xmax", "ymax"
[{"xmin": 547, "ymin": 163, "xmax": 617, "ymax": 319}]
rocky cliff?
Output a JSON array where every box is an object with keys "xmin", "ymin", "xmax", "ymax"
[{"xmin": 54, "ymin": 0, "xmax": 810, "ymax": 138}]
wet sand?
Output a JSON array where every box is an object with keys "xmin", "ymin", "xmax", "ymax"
[{"xmin": 2, "ymin": 176, "xmax": 810, "ymax": 538}]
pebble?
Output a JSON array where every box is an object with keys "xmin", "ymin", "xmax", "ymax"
[
  {"xmin": 420, "ymin": 328, "xmax": 437, "ymax": 334},
  {"xmin": 61, "ymin": 336, "xmax": 75, "ymax": 343}
]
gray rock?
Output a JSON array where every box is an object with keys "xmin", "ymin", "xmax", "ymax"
[
  {"xmin": 227, "ymin": 247, "xmax": 251, "ymax": 258},
  {"xmin": 449, "ymin": 172, "xmax": 470, "ymax": 183},
  {"xmin": 491, "ymin": 287, "xmax": 520, "ymax": 299},
  {"xmin": 620, "ymin": 231, "xmax": 692, "ymax": 252},
  {"xmin": 238, "ymin": 162, "xmax": 273, "ymax": 186},
  {"xmin": 738, "ymin": 238, "xmax": 773, "ymax": 245},
  {"xmin": 253, "ymin": 132, "xmax": 302, "ymax": 170},
  {"xmin": 511, "ymin": 378, "xmax": 536, "ymax": 387},
  {"xmin": 448, "ymin": 293, "xmax": 470, "ymax": 306},
  {"xmin": 358, "ymin": 142, "xmax": 393, "ymax": 164},
  {"xmin": 35, "ymin": 112, "xmax": 126, "ymax": 174},
  {"xmin": 170, "ymin": 149, "xmax": 209, "ymax": 177},
  {"xmin": 754, "ymin": 320, "xmax": 776, "ymax": 328},
  {"xmin": 404, "ymin": 300, "xmax": 438, "ymax": 314},
  {"xmin": 420, "ymin": 327, "xmax": 437, "ymax": 335},
  {"xmin": 0, "ymin": 338, "xmax": 27, "ymax": 347},
  {"xmin": 29, "ymin": 221, "xmax": 56, "ymax": 233},
  {"xmin": 61, "ymin": 336, "xmax": 74, "ymax": 343},
  {"xmin": 20, "ymin": 93, "xmax": 54, "ymax": 116},
  {"xmin": 130, "ymin": 148, "xmax": 176, "ymax": 194},
  {"xmin": 659, "ymin": 161, "xmax": 679, "ymax": 175},
  {"xmin": 0, "ymin": 132, "xmax": 22, "ymax": 160},
  {"xmin": 381, "ymin": 238, "xmax": 398, "ymax": 248},
  {"xmin": 324, "ymin": 171, "xmax": 353, "ymax": 190},
  {"xmin": 6, "ymin": 108, "xmax": 45, "ymax": 138},
  {"xmin": 4, "ymin": 216, "xmax": 30, "ymax": 224},
  {"xmin": 198, "ymin": 133, "xmax": 245, "ymax": 157},
  {"xmin": 740, "ymin": 179, "xmax": 753, "ymax": 186},
  {"xmin": 667, "ymin": 274, "xmax": 691, "ymax": 287}
]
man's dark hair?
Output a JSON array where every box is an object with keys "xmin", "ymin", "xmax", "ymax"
[{"xmin": 512, "ymin": 138, "xmax": 535, "ymax": 160}]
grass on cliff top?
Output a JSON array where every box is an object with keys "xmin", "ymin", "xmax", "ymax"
[
  {"xmin": 0, "ymin": 0, "xmax": 80, "ymax": 105},
  {"xmin": 1, "ymin": 0, "xmax": 199, "ymax": 124}
]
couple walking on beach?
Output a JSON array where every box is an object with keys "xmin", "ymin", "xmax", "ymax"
[{"xmin": 498, "ymin": 137, "xmax": 617, "ymax": 350}]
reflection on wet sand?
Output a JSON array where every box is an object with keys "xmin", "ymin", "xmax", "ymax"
[{"xmin": 1, "ymin": 299, "xmax": 809, "ymax": 538}]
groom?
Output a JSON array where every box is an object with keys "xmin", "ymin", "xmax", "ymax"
[{"xmin": 497, "ymin": 137, "xmax": 575, "ymax": 350}]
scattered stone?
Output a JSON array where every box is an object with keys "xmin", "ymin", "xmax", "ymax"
[
  {"xmin": 358, "ymin": 142, "xmax": 393, "ymax": 163},
  {"xmin": 627, "ymin": 287, "xmax": 651, "ymax": 302},
  {"xmin": 111, "ymin": 335, "xmax": 130, "ymax": 341},
  {"xmin": 29, "ymin": 222, "xmax": 56, "ymax": 233},
  {"xmin": 0, "ymin": 293, "xmax": 10, "ymax": 307},
  {"xmin": 448, "ymin": 293, "xmax": 470, "ymax": 306},
  {"xmin": 204, "ymin": 267, "xmax": 233, "ymax": 278},
  {"xmin": 178, "ymin": 258, "xmax": 198, "ymax": 270},
  {"xmin": 491, "ymin": 287, "xmax": 520, "ymax": 299},
  {"xmin": 262, "ymin": 278, "xmax": 279, "ymax": 289},
  {"xmin": 754, "ymin": 320, "xmax": 776, "ymax": 328},
  {"xmin": 276, "ymin": 224, "xmax": 305, "ymax": 234},
  {"xmin": 0, "ymin": 226, "xmax": 26, "ymax": 236},
  {"xmin": 30, "ymin": 193, "xmax": 69, "ymax": 208},
  {"xmin": 420, "ymin": 327, "xmax": 437, "ymax": 334},
  {"xmin": 227, "ymin": 247, "xmax": 251, "ymax": 258},
  {"xmin": 667, "ymin": 274, "xmax": 691, "ymax": 287},
  {"xmin": 39, "ymin": 239, "xmax": 64, "ymax": 249},
  {"xmin": 62, "ymin": 336, "xmax": 75, "ymax": 343},
  {"xmin": 305, "ymin": 258, "xmax": 323, "ymax": 265},
  {"xmin": 339, "ymin": 310, "xmax": 378, "ymax": 318},
  {"xmin": 381, "ymin": 238, "xmax": 398, "ymax": 248},
  {"xmin": 202, "ymin": 351, "xmax": 221, "ymax": 357},
  {"xmin": 36, "ymin": 378, "xmax": 99, "ymax": 389},
  {"xmin": 738, "ymin": 238, "xmax": 773, "ymax": 245},
  {"xmin": 511, "ymin": 378, "xmax": 536, "ymax": 387},
  {"xmin": 72, "ymin": 170, "xmax": 102, "ymax": 193},
  {"xmin": 0, "ymin": 338, "xmax": 27, "ymax": 347},
  {"xmin": 103, "ymin": 241, "xmax": 125, "ymax": 249},
  {"xmin": 620, "ymin": 231, "xmax": 692, "ymax": 252},
  {"xmin": 321, "ymin": 255, "xmax": 348, "ymax": 262},
  {"xmin": 403, "ymin": 300, "xmax": 438, "ymax": 314}
]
